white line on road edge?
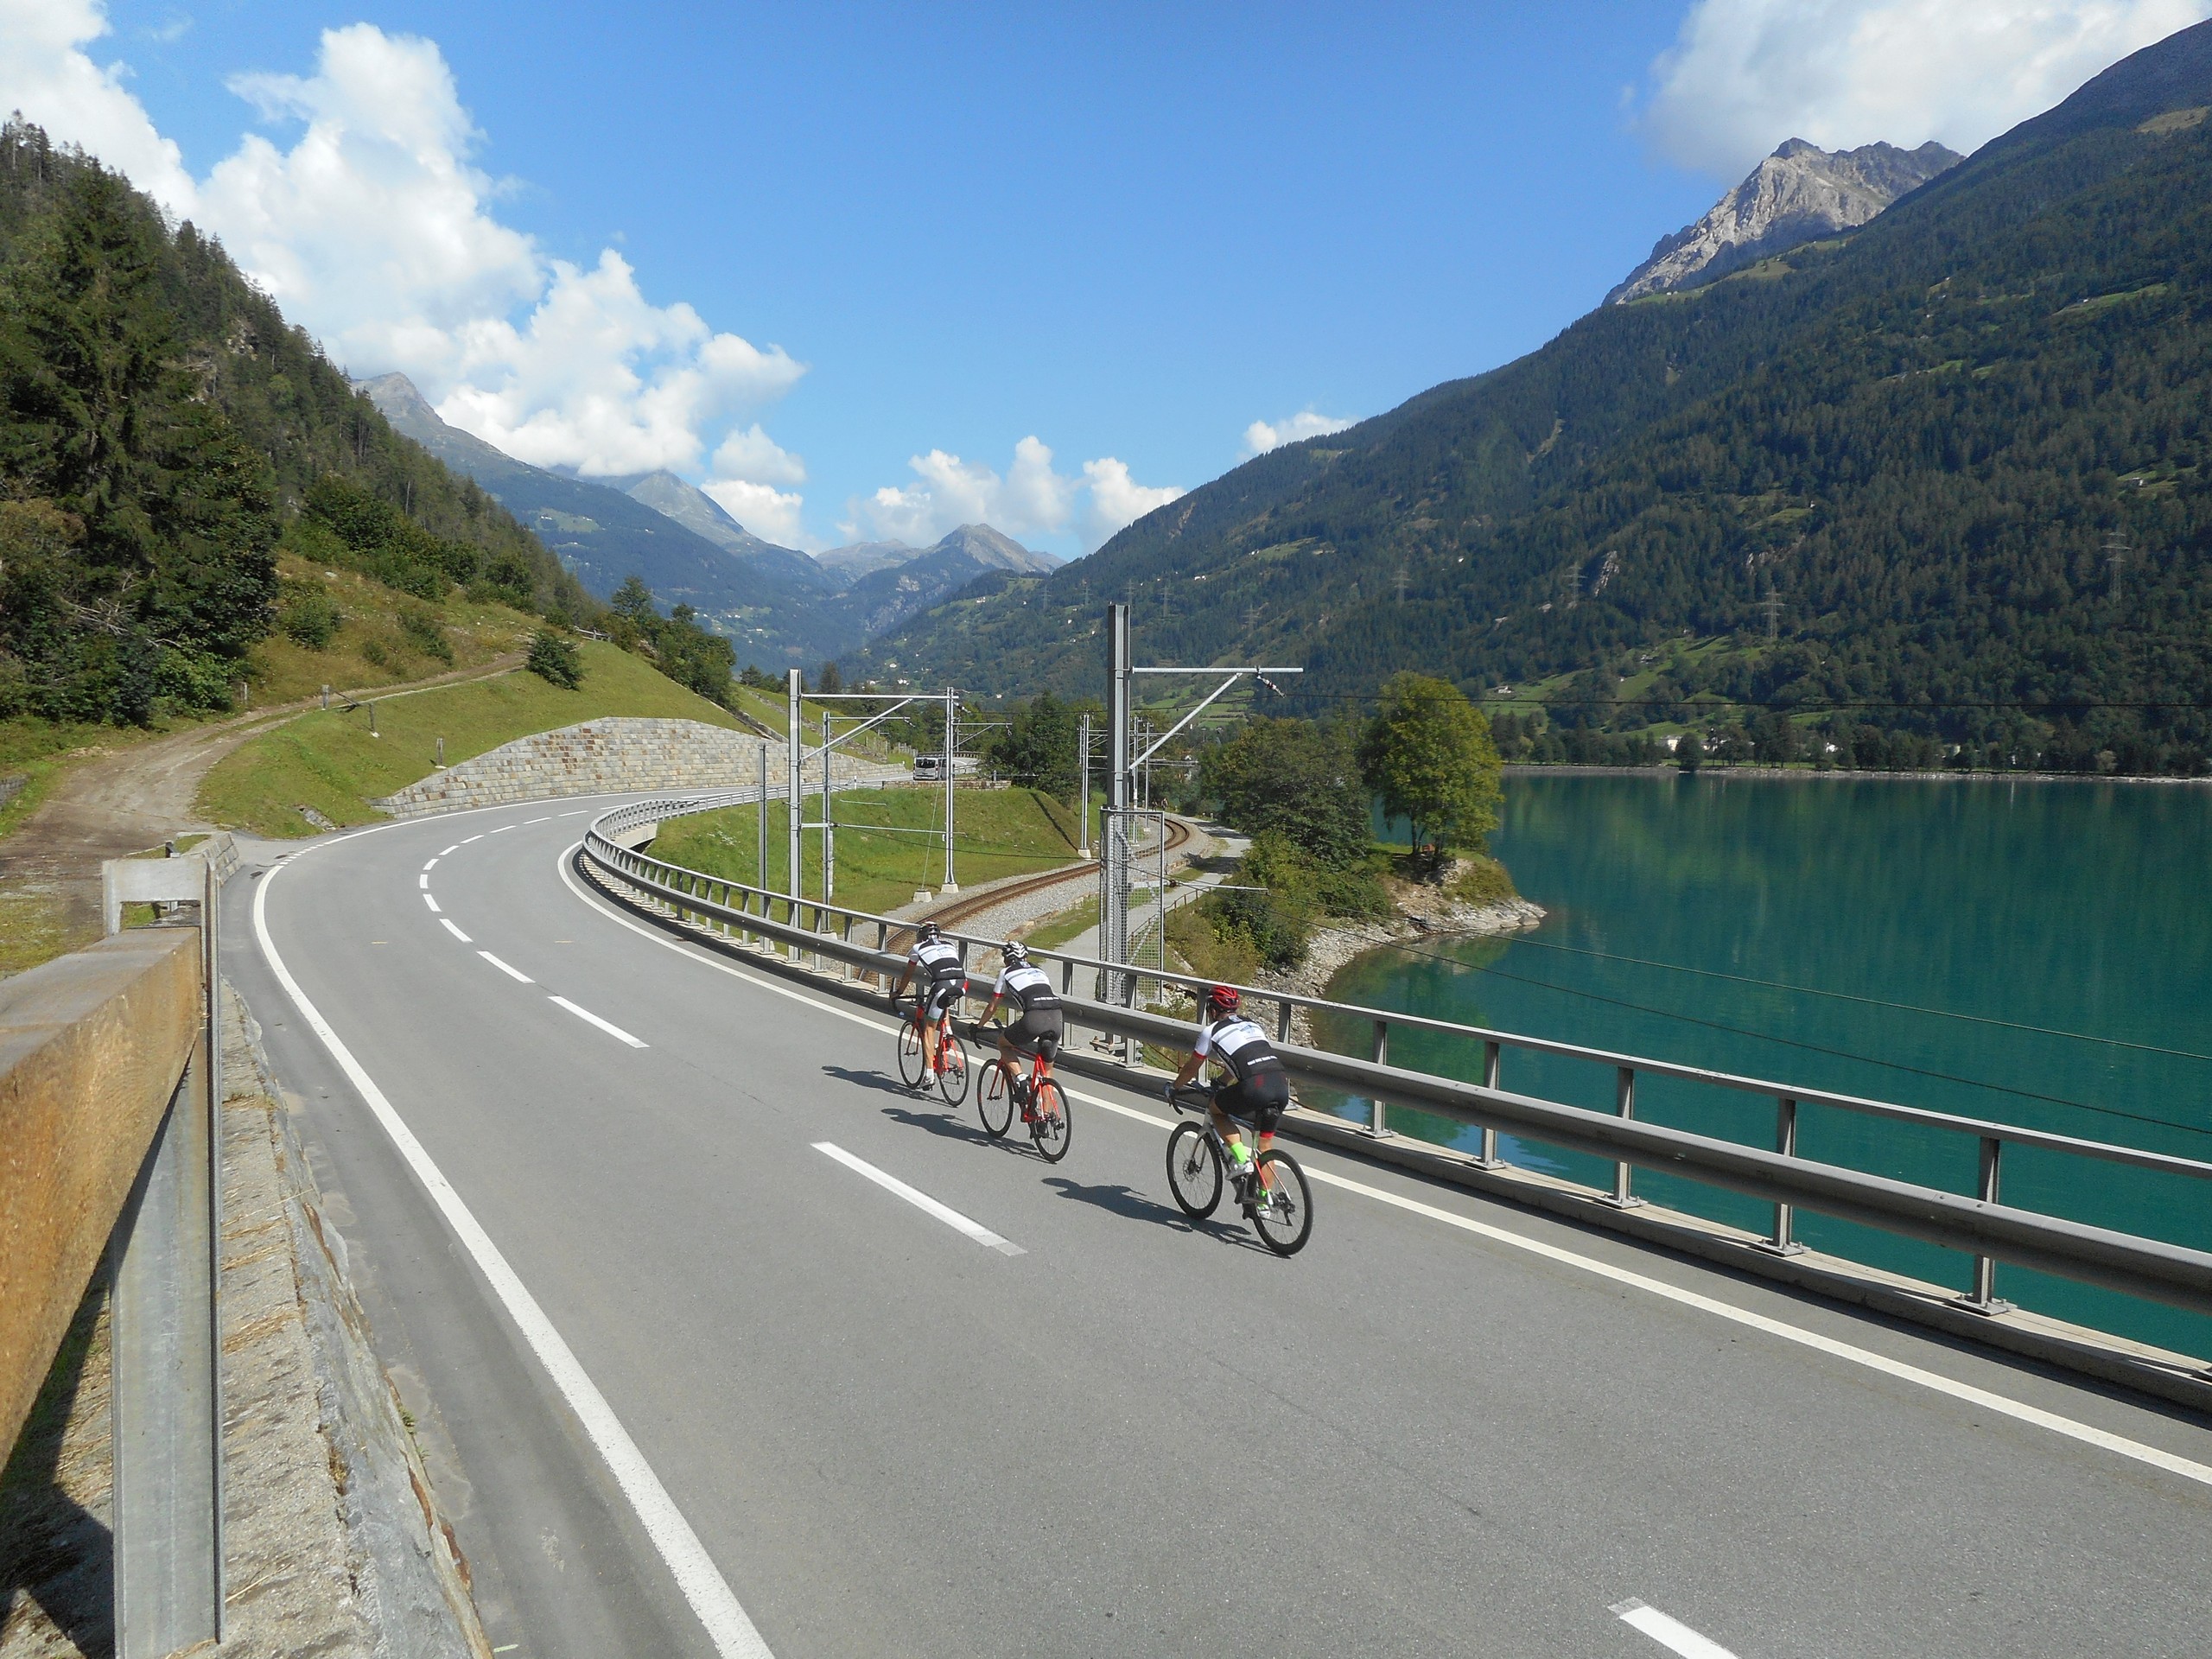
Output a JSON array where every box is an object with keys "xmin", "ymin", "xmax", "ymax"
[
  {"xmin": 422, "ymin": 892, "xmax": 441, "ymax": 913},
  {"xmin": 1611, "ymin": 1600, "xmax": 1738, "ymax": 1658},
  {"xmin": 550, "ymin": 995, "xmax": 647, "ymax": 1047},
  {"xmin": 439, "ymin": 918, "xmax": 473, "ymax": 944},
  {"xmin": 479, "ymin": 950, "xmax": 534, "ymax": 983},
  {"xmin": 253, "ymin": 853, "xmax": 772, "ymax": 1659},
  {"xmin": 813, "ymin": 1142, "xmax": 1024, "ymax": 1255},
  {"xmin": 553, "ymin": 847, "xmax": 2212, "ymax": 1490}
]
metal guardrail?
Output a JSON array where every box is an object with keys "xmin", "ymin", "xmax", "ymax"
[
  {"xmin": 2, "ymin": 855, "xmax": 225, "ymax": 1656},
  {"xmin": 581, "ymin": 798, "xmax": 2212, "ymax": 1325}
]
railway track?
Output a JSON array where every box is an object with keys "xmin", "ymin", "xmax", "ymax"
[{"xmin": 919, "ymin": 814, "xmax": 1195, "ymax": 933}]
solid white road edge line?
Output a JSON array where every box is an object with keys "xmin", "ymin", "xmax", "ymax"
[
  {"xmin": 439, "ymin": 918, "xmax": 473, "ymax": 944},
  {"xmin": 1611, "ymin": 1600, "xmax": 1738, "ymax": 1659},
  {"xmin": 813, "ymin": 1142, "xmax": 1024, "ymax": 1255},
  {"xmin": 252, "ymin": 852, "xmax": 772, "ymax": 1659},
  {"xmin": 553, "ymin": 845, "xmax": 2212, "ymax": 1492},
  {"xmin": 479, "ymin": 950, "xmax": 534, "ymax": 983},
  {"xmin": 549, "ymin": 995, "xmax": 648, "ymax": 1047}
]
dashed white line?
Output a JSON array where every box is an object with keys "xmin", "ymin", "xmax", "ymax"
[
  {"xmin": 558, "ymin": 810, "xmax": 588, "ymax": 817},
  {"xmin": 423, "ymin": 858, "xmax": 439, "ymax": 872},
  {"xmin": 492, "ymin": 824, "xmax": 517, "ymax": 834},
  {"xmin": 461, "ymin": 835, "xmax": 484, "ymax": 843},
  {"xmin": 1611, "ymin": 1601, "xmax": 1738, "ymax": 1659},
  {"xmin": 524, "ymin": 816, "xmax": 551, "ymax": 824},
  {"xmin": 441, "ymin": 844, "xmax": 461, "ymax": 855},
  {"xmin": 549, "ymin": 995, "xmax": 647, "ymax": 1047},
  {"xmin": 440, "ymin": 918, "xmax": 474, "ymax": 944},
  {"xmin": 418, "ymin": 874, "xmax": 430, "ymax": 889},
  {"xmin": 812, "ymin": 1142, "xmax": 1023, "ymax": 1255},
  {"xmin": 478, "ymin": 950, "xmax": 534, "ymax": 983},
  {"xmin": 423, "ymin": 892, "xmax": 442, "ymax": 913}
]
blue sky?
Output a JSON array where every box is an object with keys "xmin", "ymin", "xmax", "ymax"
[{"xmin": 16, "ymin": 0, "xmax": 2202, "ymax": 554}]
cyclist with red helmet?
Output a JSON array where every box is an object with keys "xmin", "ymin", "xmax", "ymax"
[{"xmin": 1169, "ymin": 984, "xmax": 1292, "ymax": 1188}]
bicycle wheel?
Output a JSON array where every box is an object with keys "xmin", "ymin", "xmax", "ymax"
[
  {"xmin": 896, "ymin": 1017, "xmax": 926, "ymax": 1089},
  {"xmin": 1165, "ymin": 1122, "xmax": 1222, "ymax": 1217},
  {"xmin": 978, "ymin": 1063, "xmax": 1014, "ymax": 1138},
  {"xmin": 1247, "ymin": 1148, "xmax": 1313, "ymax": 1256},
  {"xmin": 937, "ymin": 1031, "xmax": 969, "ymax": 1105},
  {"xmin": 1028, "ymin": 1077, "xmax": 1071, "ymax": 1163}
]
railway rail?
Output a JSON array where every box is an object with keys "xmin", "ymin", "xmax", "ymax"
[{"xmin": 918, "ymin": 814, "xmax": 1196, "ymax": 934}]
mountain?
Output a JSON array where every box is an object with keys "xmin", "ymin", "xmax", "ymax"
[
  {"xmin": 822, "ymin": 524, "xmax": 1058, "ymax": 646},
  {"xmin": 1607, "ymin": 138, "xmax": 1961, "ymax": 304},
  {"xmin": 814, "ymin": 539, "xmax": 922, "ymax": 590},
  {"xmin": 850, "ymin": 19, "xmax": 2212, "ymax": 775},
  {"xmin": 591, "ymin": 469, "xmax": 835, "ymax": 598},
  {"xmin": 355, "ymin": 374, "xmax": 841, "ymax": 664}
]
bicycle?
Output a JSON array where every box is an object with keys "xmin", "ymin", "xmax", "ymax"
[
  {"xmin": 1163, "ymin": 1084, "xmax": 1313, "ymax": 1256},
  {"xmin": 893, "ymin": 991, "xmax": 969, "ymax": 1106},
  {"xmin": 971, "ymin": 1018, "xmax": 1071, "ymax": 1162}
]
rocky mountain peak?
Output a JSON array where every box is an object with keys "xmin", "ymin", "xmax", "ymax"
[{"xmin": 1606, "ymin": 137, "xmax": 1961, "ymax": 305}]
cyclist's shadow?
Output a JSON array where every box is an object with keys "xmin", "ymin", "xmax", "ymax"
[
  {"xmin": 1041, "ymin": 1176, "xmax": 1271, "ymax": 1251},
  {"xmin": 822, "ymin": 1065, "xmax": 999, "ymax": 1148}
]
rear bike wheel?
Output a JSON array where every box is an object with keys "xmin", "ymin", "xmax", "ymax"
[
  {"xmin": 937, "ymin": 1030, "xmax": 970, "ymax": 1105},
  {"xmin": 1165, "ymin": 1122, "xmax": 1222, "ymax": 1217},
  {"xmin": 978, "ymin": 1061, "xmax": 1014, "ymax": 1138},
  {"xmin": 896, "ymin": 1016, "xmax": 926, "ymax": 1089},
  {"xmin": 1028, "ymin": 1077, "xmax": 1071, "ymax": 1163},
  {"xmin": 1247, "ymin": 1148, "xmax": 1313, "ymax": 1256}
]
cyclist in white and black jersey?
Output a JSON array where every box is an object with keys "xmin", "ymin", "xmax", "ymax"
[
  {"xmin": 976, "ymin": 941, "xmax": 1064, "ymax": 1113},
  {"xmin": 1169, "ymin": 984, "xmax": 1292, "ymax": 1185},
  {"xmin": 891, "ymin": 922, "xmax": 965, "ymax": 1089}
]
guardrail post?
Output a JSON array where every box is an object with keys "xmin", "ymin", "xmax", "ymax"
[
  {"xmin": 1368, "ymin": 1020, "xmax": 1392, "ymax": 1137},
  {"xmin": 1603, "ymin": 1066, "xmax": 1644, "ymax": 1208},
  {"xmin": 1758, "ymin": 1096, "xmax": 1808, "ymax": 1255},
  {"xmin": 1060, "ymin": 957, "xmax": 1074, "ymax": 996},
  {"xmin": 1274, "ymin": 999, "xmax": 1292, "ymax": 1043},
  {"xmin": 1475, "ymin": 1040, "xmax": 1504, "ymax": 1168},
  {"xmin": 1957, "ymin": 1136, "xmax": 2015, "ymax": 1314}
]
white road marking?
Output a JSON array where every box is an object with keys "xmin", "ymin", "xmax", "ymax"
[
  {"xmin": 423, "ymin": 858, "xmax": 439, "ymax": 871},
  {"xmin": 441, "ymin": 845, "xmax": 461, "ymax": 855},
  {"xmin": 440, "ymin": 919, "xmax": 474, "ymax": 944},
  {"xmin": 525, "ymin": 816, "xmax": 552, "ymax": 824},
  {"xmin": 1611, "ymin": 1600, "xmax": 1738, "ymax": 1658},
  {"xmin": 461, "ymin": 835, "xmax": 484, "ymax": 843},
  {"xmin": 813, "ymin": 1142, "xmax": 1023, "ymax": 1255},
  {"xmin": 492, "ymin": 824, "xmax": 516, "ymax": 834},
  {"xmin": 479, "ymin": 951, "xmax": 534, "ymax": 983},
  {"xmin": 550, "ymin": 995, "xmax": 648, "ymax": 1047},
  {"xmin": 418, "ymin": 874, "xmax": 430, "ymax": 889},
  {"xmin": 423, "ymin": 892, "xmax": 442, "ymax": 913},
  {"xmin": 554, "ymin": 849, "xmax": 2212, "ymax": 1492},
  {"xmin": 252, "ymin": 850, "xmax": 772, "ymax": 1659},
  {"xmin": 558, "ymin": 810, "xmax": 588, "ymax": 817}
]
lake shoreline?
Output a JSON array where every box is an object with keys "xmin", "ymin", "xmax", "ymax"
[
  {"xmin": 1259, "ymin": 888, "xmax": 1544, "ymax": 1046},
  {"xmin": 1502, "ymin": 764, "xmax": 2212, "ymax": 787}
]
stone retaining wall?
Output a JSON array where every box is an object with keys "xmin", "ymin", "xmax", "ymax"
[{"xmin": 373, "ymin": 718, "xmax": 892, "ymax": 817}]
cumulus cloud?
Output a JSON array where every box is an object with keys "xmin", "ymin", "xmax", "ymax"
[
  {"xmin": 1244, "ymin": 410, "xmax": 1354, "ymax": 454},
  {"xmin": 711, "ymin": 423, "xmax": 807, "ymax": 487},
  {"xmin": 854, "ymin": 437, "xmax": 1179, "ymax": 553},
  {"xmin": 1644, "ymin": 0, "xmax": 2212, "ymax": 179},
  {"xmin": 702, "ymin": 479, "xmax": 810, "ymax": 550},
  {"xmin": 0, "ymin": 0, "xmax": 198, "ymax": 213}
]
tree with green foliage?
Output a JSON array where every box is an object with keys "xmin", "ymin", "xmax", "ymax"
[
  {"xmin": 1199, "ymin": 715, "xmax": 1370, "ymax": 868},
  {"xmin": 984, "ymin": 690, "xmax": 1089, "ymax": 798},
  {"xmin": 526, "ymin": 630, "xmax": 583, "ymax": 690},
  {"xmin": 1358, "ymin": 674, "xmax": 1502, "ymax": 870}
]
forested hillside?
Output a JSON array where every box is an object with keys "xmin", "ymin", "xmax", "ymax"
[
  {"xmin": 0, "ymin": 121, "xmax": 588, "ymax": 725},
  {"xmin": 854, "ymin": 22, "xmax": 2212, "ymax": 774}
]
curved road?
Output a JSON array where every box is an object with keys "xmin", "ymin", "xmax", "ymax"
[{"xmin": 226, "ymin": 798, "xmax": 2212, "ymax": 1659}]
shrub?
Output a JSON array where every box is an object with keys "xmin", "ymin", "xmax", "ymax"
[
  {"xmin": 527, "ymin": 630, "xmax": 584, "ymax": 690},
  {"xmin": 397, "ymin": 604, "xmax": 454, "ymax": 664},
  {"xmin": 279, "ymin": 585, "xmax": 342, "ymax": 649}
]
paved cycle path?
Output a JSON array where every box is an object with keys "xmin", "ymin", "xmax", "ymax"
[{"xmin": 230, "ymin": 802, "xmax": 2212, "ymax": 1659}]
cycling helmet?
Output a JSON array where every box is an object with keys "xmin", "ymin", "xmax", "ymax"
[
  {"xmin": 917, "ymin": 921, "xmax": 941, "ymax": 942},
  {"xmin": 1205, "ymin": 984, "xmax": 1241, "ymax": 1015},
  {"xmin": 1001, "ymin": 940, "xmax": 1028, "ymax": 965}
]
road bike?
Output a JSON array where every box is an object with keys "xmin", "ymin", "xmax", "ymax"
[
  {"xmin": 892, "ymin": 991, "xmax": 969, "ymax": 1106},
  {"xmin": 1163, "ymin": 1085, "xmax": 1313, "ymax": 1256},
  {"xmin": 971, "ymin": 1018, "xmax": 1071, "ymax": 1162}
]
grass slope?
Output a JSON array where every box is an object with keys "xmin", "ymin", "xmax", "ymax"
[
  {"xmin": 200, "ymin": 640, "xmax": 741, "ymax": 836},
  {"xmin": 650, "ymin": 785, "xmax": 1079, "ymax": 917}
]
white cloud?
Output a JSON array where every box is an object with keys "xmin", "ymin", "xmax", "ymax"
[
  {"xmin": 854, "ymin": 436, "xmax": 1178, "ymax": 553},
  {"xmin": 711, "ymin": 423, "xmax": 807, "ymax": 486},
  {"xmin": 1244, "ymin": 410, "xmax": 1355, "ymax": 454},
  {"xmin": 0, "ymin": 0, "xmax": 198, "ymax": 213},
  {"xmin": 1644, "ymin": 0, "xmax": 2212, "ymax": 179},
  {"xmin": 702, "ymin": 479, "xmax": 810, "ymax": 550},
  {"xmin": 1081, "ymin": 457, "xmax": 1183, "ymax": 549}
]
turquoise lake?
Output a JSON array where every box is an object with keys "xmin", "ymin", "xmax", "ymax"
[{"xmin": 1312, "ymin": 772, "xmax": 2212, "ymax": 1357}]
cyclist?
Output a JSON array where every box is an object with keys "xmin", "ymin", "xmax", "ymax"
[
  {"xmin": 975, "ymin": 941, "xmax": 1063, "ymax": 1117},
  {"xmin": 1168, "ymin": 985, "xmax": 1291, "ymax": 1197},
  {"xmin": 891, "ymin": 921, "xmax": 965, "ymax": 1090}
]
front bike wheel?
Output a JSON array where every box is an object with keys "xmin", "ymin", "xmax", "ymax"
[
  {"xmin": 896, "ymin": 1018, "xmax": 925, "ymax": 1089},
  {"xmin": 1028, "ymin": 1077, "xmax": 1071, "ymax": 1163},
  {"xmin": 937, "ymin": 1031, "xmax": 969, "ymax": 1105},
  {"xmin": 1166, "ymin": 1122, "xmax": 1222, "ymax": 1217},
  {"xmin": 1247, "ymin": 1148, "xmax": 1313, "ymax": 1256},
  {"xmin": 978, "ymin": 1063, "xmax": 1014, "ymax": 1138}
]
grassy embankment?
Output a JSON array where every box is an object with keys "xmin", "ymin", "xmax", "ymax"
[
  {"xmin": 650, "ymin": 785, "xmax": 1081, "ymax": 917},
  {"xmin": 198, "ymin": 640, "xmax": 743, "ymax": 836}
]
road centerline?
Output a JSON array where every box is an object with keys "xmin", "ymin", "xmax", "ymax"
[
  {"xmin": 549, "ymin": 995, "xmax": 648, "ymax": 1047},
  {"xmin": 812, "ymin": 1142, "xmax": 1024, "ymax": 1255},
  {"xmin": 439, "ymin": 918, "xmax": 473, "ymax": 944},
  {"xmin": 479, "ymin": 950, "xmax": 534, "ymax": 984},
  {"xmin": 1612, "ymin": 1599, "xmax": 1738, "ymax": 1658},
  {"xmin": 423, "ymin": 892, "xmax": 442, "ymax": 912}
]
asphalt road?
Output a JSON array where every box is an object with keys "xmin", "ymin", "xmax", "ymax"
[{"xmin": 228, "ymin": 798, "xmax": 2212, "ymax": 1659}]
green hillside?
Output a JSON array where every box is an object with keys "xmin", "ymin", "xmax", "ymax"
[{"xmin": 851, "ymin": 23, "xmax": 2212, "ymax": 775}]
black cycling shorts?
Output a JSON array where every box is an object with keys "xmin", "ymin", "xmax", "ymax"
[
  {"xmin": 922, "ymin": 976, "xmax": 964, "ymax": 1020},
  {"xmin": 1000, "ymin": 1007, "xmax": 1064, "ymax": 1058},
  {"xmin": 1214, "ymin": 1070, "xmax": 1290, "ymax": 1134}
]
